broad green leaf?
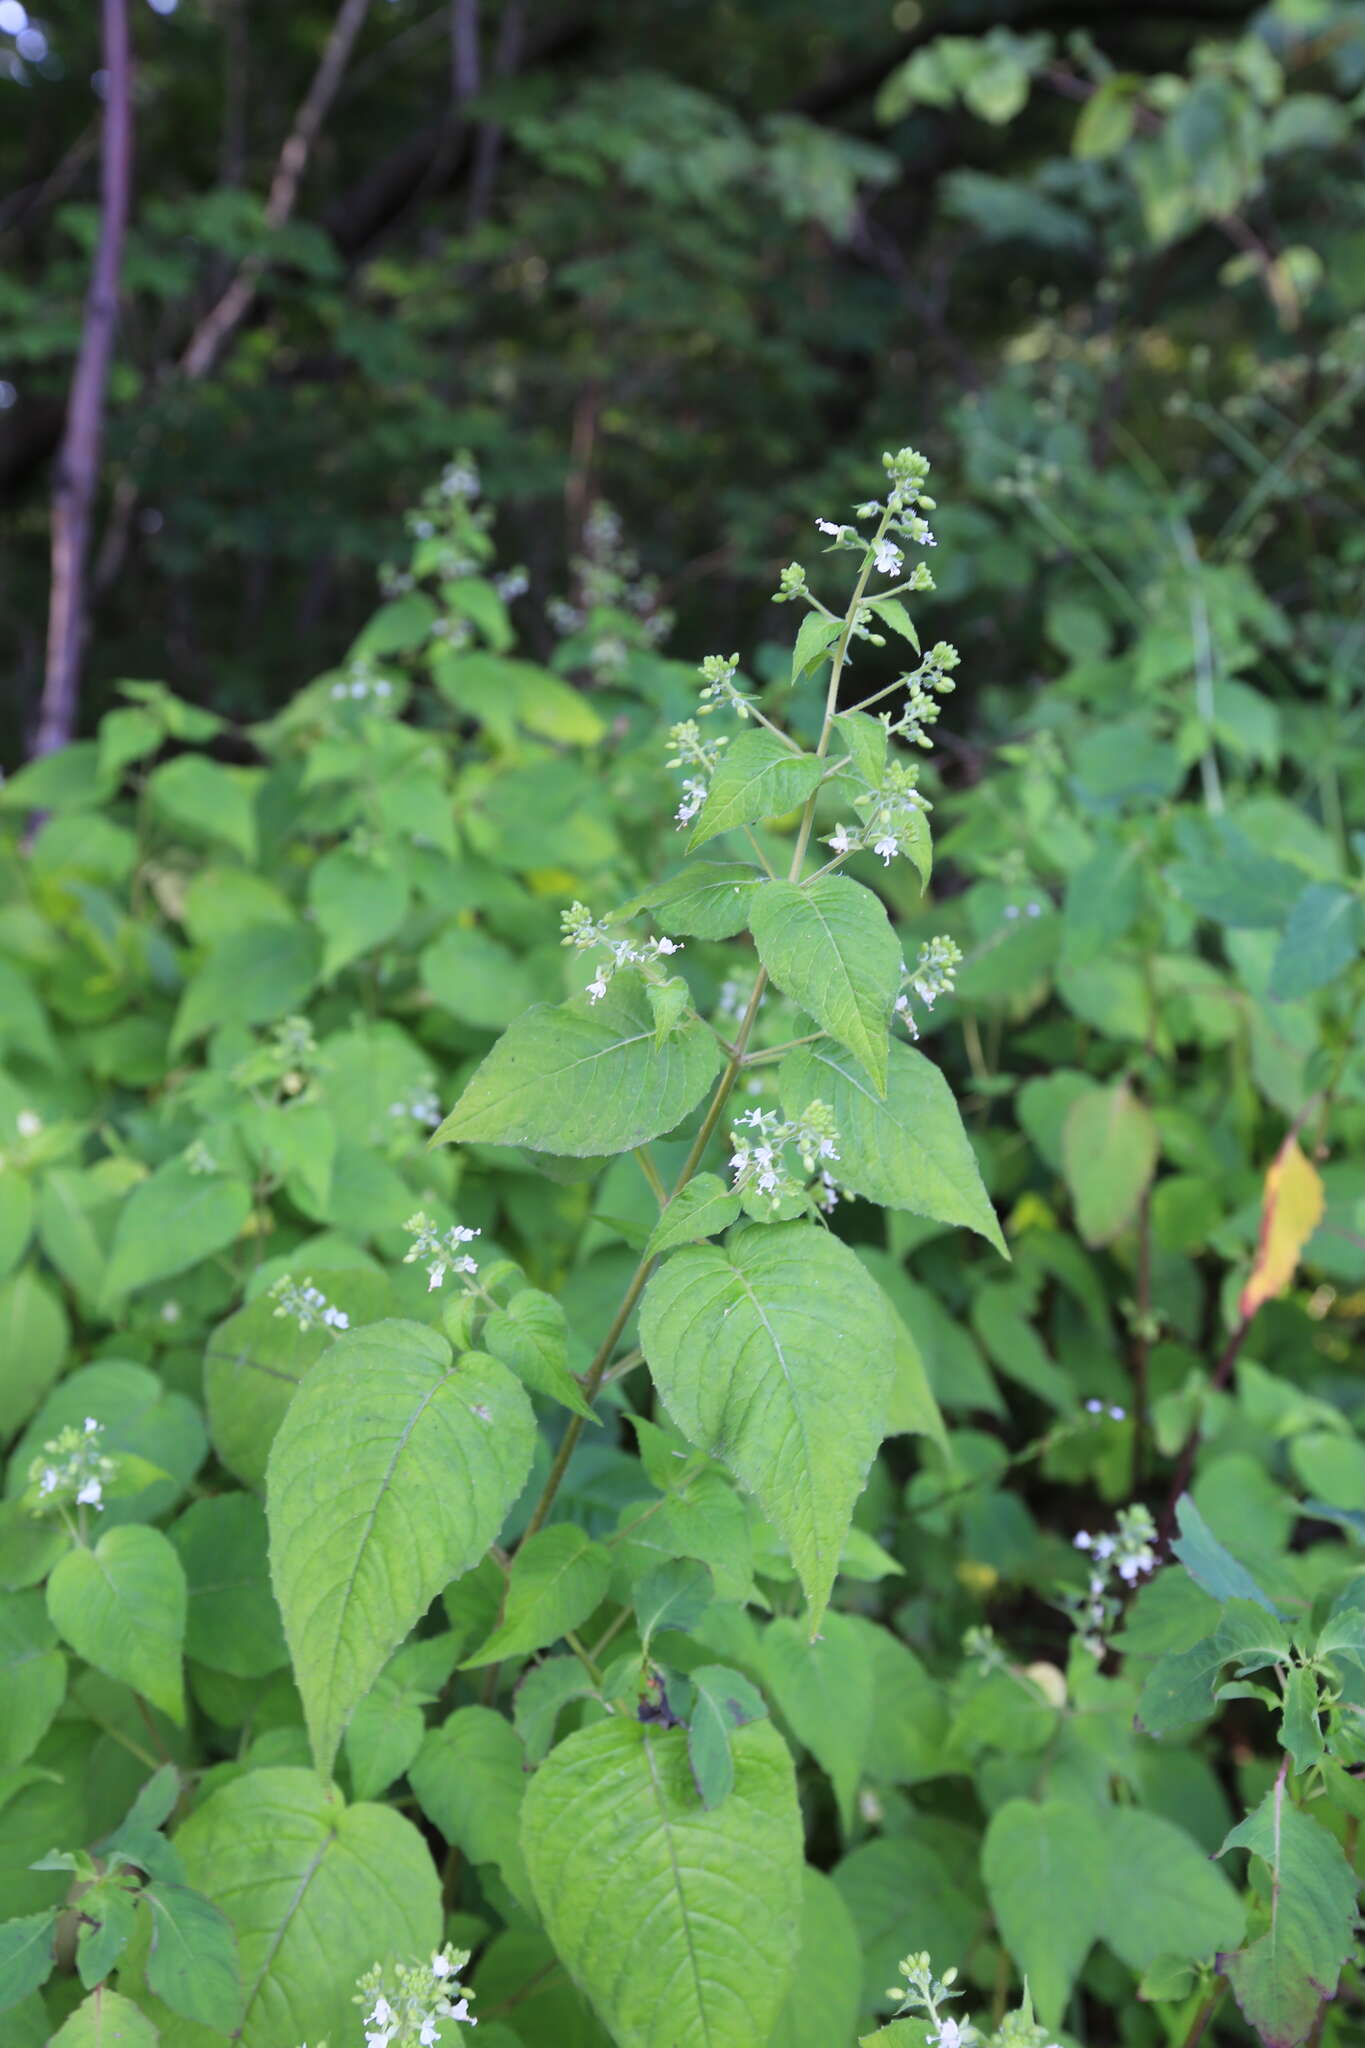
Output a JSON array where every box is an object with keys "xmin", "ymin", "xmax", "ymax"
[
  {"xmin": 791, "ymin": 612, "xmax": 843, "ymax": 681},
  {"xmin": 343, "ymin": 1634, "xmax": 459, "ymax": 1801},
  {"xmin": 47, "ymin": 1525, "xmax": 187, "ymax": 1723},
  {"xmin": 834, "ymin": 1833, "xmax": 979, "ymax": 2013},
  {"xmin": 635, "ymin": 1558, "xmax": 712, "ymax": 1650},
  {"xmin": 308, "ymin": 847, "xmax": 408, "ymax": 977},
  {"xmin": 170, "ymin": 1766, "xmax": 441, "ymax": 2048},
  {"xmin": 168, "ymin": 1494, "xmax": 288, "ymax": 1680},
  {"xmin": 0, "ymin": 1591, "xmax": 65, "ymax": 1766},
  {"xmin": 483, "ymin": 1289, "xmax": 595, "ymax": 1420},
  {"xmin": 433, "ymin": 979, "xmax": 720, "ymax": 1157},
  {"xmin": 1280, "ymin": 1663, "xmax": 1325, "ymax": 1773},
  {"xmin": 1096, "ymin": 1808, "xmax": 1243, "ymax": 1972},
  {"xmin": 520, "ymin": 1717, "xmax": 802, "ymax": 2048},
  {"xmin": 49, "ymin": 1989, "xmax": 158, "ymax": 2046},
  {"xmin": 686, "ymin": 1663, "xmax": 768, "ymax": 1809},
  {"xmin": 615, "ymin": 861, "xmax": 764, "ymax": 940},
  {"xmin": 1269, "ymin": 883, "xmax": 1359, "ymax": 1000},
  {"xmin": 147, "ymin": 755, "xmax": 258, "ymax": 859},
  {"xmin": 982, "ymin": 1797, "xmax": 1105, "ymax": 2025},
  {"xmin": 769, "ymin": 1867, "xmax": 862, "ymax": 2048},
  {"xmin": 410, "ymin": 1705, "xmax": 532, "ymax": 1908},
  {"xmin": 75, "ymin": 1882, "xmax": 137, "ymax": 1988},
  {"xmin": 0, "ymin": 1270, "xmax": 67, "ymax": 1438},
  {"xmin": 267, "ymin": 1319, "xmax": 536, "ymax": 1772},
  {"xmin": 640, "ymin": 1222, "xmax": 896, "ymax": 1629},
  {"xmin": 433, "ymin": 650, "xmax": 605, "ymax": 745},
  {"xmin": 1073, "ymin": 73, "xmax": 1139, "ymax": 155},
  {"xmin": 171, "ymin": 921, "xmax": 321, "ymax": 1052},
  {"xmin": 761, "ymin": 1612, "xmax": 873, "ymax": 1832},
  {"xmin": 689, "ymin": 730, "xmax": 823, "ymax": 851},
  {"xmin": 0, "ymin": 1909, "xmax": 56, "ymax": 2013},
  {"xmin": 780, "ymin": 1041, "xmax": 1005, "ymax": 1252},
  {"xmin": 144, "ymin": 1879, "xmax": 242, "ymax": 2028},
  {"xmin": 421, "ymin": 924, "xmax": 537, "ymax": 1031},
  {"xmin": 831, "ymin": 710, "xmax": 888, "ymax": 789},
  {"xmin": 1061, "ymin": 1080, "xmax": 1158, "ymax": 1245},
  {"xmin": 1171, "ymin": 1494, "xmax": 1279, "ymax": 1614},
  {"xmin": 463, "ymin": 1526, "xmax": 612, "ymax": 1668},
  {"xmin": 103, "ymin": 1158, "xmax": 251, "ymax": 1303},
  {"xmin": 1138, "ymin": 1633, "xmax": 1227, "ymax": 1734},
  {"xmin": 7, "ymin": 1359, "xmax": 206, "ymax": 1528},
  {"xmin": 0, "ymin": 1170, "xmax": 32, "ymax": 1279},
  {"xmin": 1219, "ymin": 1783, "xmax": 1357, "ymax": 2046},
  {"xmin": 749, "ymin": 876, "xmax": 900, "ymax": 1092},
  {"xmin": 866, "ymin": 595, "xmax": 920, "ymax": 650},
  {"xmin": 514, "ymin": 1655, "xmax": 599, "ymax": 1765},
  {"xmin": 645, "ymin": 1173, "xmax": 742, "ymax": 1256}
]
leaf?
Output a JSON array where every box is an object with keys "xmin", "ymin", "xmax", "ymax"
[
  {"xmin": 46, "ymin": 1525, "xmax": 186, "ymax": 1723},
  {"xmin": 103, "ymin": 1157, "xmax": 252, "ymax": 1303},
  {"xmin": 769, "ymin": 1867, "xmax": 862, "ymax": 2048},
  {"xmin": 0, "ymin": 1270, "xmax": 68, "ymax": 1438},
  {"xmin": 1171, "ymin": 1494, "xmax": 1280, "ymax": 1615},
  {"xmin": 520, "ymin": 1717, "xmax": 802, "ymax": 2048},
  {"xmin": 1280, "ymin": 1664, "xmax": 1324, "ymax": 1774},
  {"xmin": 482, "ymin": 1289, "xmax": 596, "ymax": 1420},
  {"xmin": 147, "ymin": 754, "xmax": 258, "ymax": 859},
  {"xmin": 514, "ymin": 1656, "xmax": 599, "ymax": 1765},
  {"xmin": 410, "ymin": 1705, "xmax": 532, "ymax": 1908},
  {"xmin": 171, "ymin": 920, "xmax": 321, "ymax": 1051},
  {"xmin": 635, "ymin": 1558, "xmax": 713, "ymax": 1651},
  {"xmin": 1074, "ymin": 74, "xmax": 1139, "ymax": 156},
  {"xmin": 1061, "ymin": 1081, "xmax": 1158, "ymax": 1245},
  {"xmin": 834, "ymin": 1834, "xmax": 979, "ymax": 2012},
  {"xmin": 1240, "ymin": 1136, "xmax": 1326, "ymax": 1321},
  {"xmin": 267, "ymin": 1320, "xmax": 536, "ymax": 1773},
  {"xmin": 308, "ymin": 847, "xmax": 408, "ymax": 977},
  {"xmin": 167, "ymin": 1493, "xmax": 288, "ymax": 1679},
  {"xmin": 0, "ymin": 1591, "xmax": 66, "ymax": 1767},
  {"xmin": 421, "ymin": 924, "xmax": 537, "ymax": 1031},
  {"xmin": 0, "ymin": 1170, "xmax": 32, "ymax": 1280},
  {"xmin": 780, "ymin": 1041, "xmax": 1005, "ymax": 1252},
  {"xmin": 49, "ymin": 1988, "xmax": 158, "ymax": 2046},
  {"xmin": 144, "ymin": 1879, "xmax": 242, "ymax": 2028},
  {"xmin": 432, "ymin": 979, "xmax": 720, "ymax": 1157},
  {"xmin": 761, "ymin": 1612, "xmax": 873, "ymax": 1832},
  {"xmin": 689, "ymin": 730, "xmax": 823, "ymax": 851},
  {"xmin": 791, "ymin": 612, "xmax": 843, "ymax": 681},
  {"xmin": 169, "ymin": 1766, "xmax": 441, "ymax": 2048},
  {"xmin": 1269, "ymin": 883, "xmax": 1359, "ymax": 1000},
  {"xmin": 1218, "ymin": 1780, "xmax": 1357, "ymax": 2046},
  {"xmin": 982, "ymin": 1798, "xmax": 1105, "ymax": 2026},
  {"xmin": 0, "ymin": 1909, "xmax": 56, "ymax": 2013},
  {"xmin": 749, "ymin": 876, "xmax": 901, "ymax": 1092},
  {"xmin": 1096, "ymin": 1808, "xmax": 1243, "ymax": 1972},
  {"xmin": 343, "ymin": 1635, "xmax": 459, "ymax": 1801},
  {"xmin": 463, "ymin": 1526, "xmax": 612, "ymax": 1668},
  {"xmin": 75, "ymin": 1882, "xmax": 137, "ymax": 1988},
  {"xmin": 640, "ymin": 1222, "xmax": 896, "ymax": 1630},
  {"xmin": 646, "ymin": 1173, "xmax": 742, "ymax": 1256},
  {"xmin": 866, "ymin": 595, "xmax": 920, "ymax": 651},
  {"xmin": 615, "ymin": 860, "xmax": 764, "ymax": 940}
]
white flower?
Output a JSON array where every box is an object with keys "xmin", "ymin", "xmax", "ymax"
[
  {"xmin": 1073, "ymin": 1531, "xmax": 1092, "ymax": 1550},
  {"xmin": 874, "ymin": 538, "xmax": 903, "ymax": 576},
  {"xmin": 419, "ymin": 2020, "xmax": 441, "ymax": 2046},
  {"xmin": 815, "ymin": 517, "xmax": 843, "ymax": 535},
  {"xmin": 874, "ymin": 835, "xmax": 897, "ymax": 865},
  {"xmin": 935, "ymin": 2022, "xmax": 966, "ymax": 2048},
  {"xmin": 84, "ymin": 1417, "xmax": 99, "ymax": 1435},
  {"xmin": 438, "ymin": 1995, "xmax": 476, "ymax": 2024},
  {"xmin": 15, "ymin": 1109, "xmax": 41, "ymax": 1138},
  {"xmin": 76, "ymin": 1478, "xmax": 103, "ymax": 1509},
  {"xmin": 368, "ymin": 1998, "xmax": 395, "ymax": 2028},
  {"xmin": 1085, "ymin": 1398, "xmax": 1103, "ymax": 1413},
  {"xmin": 654, "ymin": 935, "xmax": 680, "ymax": 956},
  {"xmin": 827, "ymin": 823, "xmax": 854, "ymax": 855},
  {"xmin": 431, "ymin": 1953, "xmax": 453, "ymax": 1981},
  {"xmin": 160, "ymin": 1300, "xmax": 182, "ymax": 1324},
  {"xmin": 37, "ymin": 1467, "xmax": 58, "ymax": 1497},
  {"xmin": 1109, "ymin": 1404, "xmax": 1126, "ymax": 1421},
  {"xmin": 586, "ymin": 976, "xmax": 608, "ymax": 1003}
]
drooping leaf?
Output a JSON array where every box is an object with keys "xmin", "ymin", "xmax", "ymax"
[
  {"xmin": 463, "ymin": 1526, "xmax": 612, "ymax": 1668},
  {"xmin": 1218, "ymin": 1780, "xmax": 1357, "ymax": 2046},
  {"xmin": 780, "ymin": 1041, "xmax": 1005, "ymax": 1252},
  {"xmin": 267, "ymin": 1320, "xmax": 536, "ymax": 1773},
  {"xmin": 482, "ymin": 1289, "xmax": 595, "ymax": 1420},
  {"xmin": 410, "ymin": 1705, "xmax": 533, "ymax": 1909},
  {"xmin": 749, "ymin": 876, "xmax": 901, "ymax": 1092},
  {"xmin": 1061, "ymin": 1080, "xmax": 1158, "ymax": 1246},
  {"xmin": 982, "ymin": 1797, "xmax": 1105, "ymax": 2026},
  {"xmin": 520, "ymin": 1717, "xmax": 802, "ymax": 2048},
  {"xmin": 432, "ymin": 980, "xmax": 720, "ymax": 1157},
  {"xmin": 640, "ymin": 1222, "xmax": 896, "ymax": 1630},
  {"xmin": 169, "ymin": 1766, "xmax": 441, "ymax": 2048},
  {"xmin": 46, "ymin": 1524, "xmax": 187, "ymax": 1724},
  {"xmin": 635, "ymin": 1558, "xmax": 713, "ymax": 1651},
  {"xmin": 1239, "ymin": 1135, "xmax": 1326, "ymax": 1321},
  {"xmin": 761, "ymin": 1612, "xmax": 873, "ymax": 1832},
  {"xmin": 689, "ymin": 730, "xmax": 823, "ymax": 851}
]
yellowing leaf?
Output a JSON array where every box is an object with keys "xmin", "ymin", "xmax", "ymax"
[{"xmin": 1239, "ymin": 1136, "xmax": 1324, "ymax": 1321}]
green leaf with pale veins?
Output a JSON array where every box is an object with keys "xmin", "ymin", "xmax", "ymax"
[
  {"xmin": 689, "ymin": 730, "xmax": 823, "ymax": 851},
  {"xmin": 520, "ymin": 1717, "xmax": 802, "ymax": 2047},
  {"xmin": 614, "ymin": 860, "xmax": 764, "ymax": 939},
  {"xmin": 49, "ymin": 1989, "xmax": 158, "ymax": 2046},
  {"xmin": 750, "ymin": 875, "xmax": 901, "ymax": 1092},
  {"xmin": 46, "ymin": 1525, "xmax": 186, "ymax": 1724},
  {"xmin": 780, "ymin": 1040, "xmax": 1005, "ymax": 1252},
  {"xmin": 1096, "ymin": 1808, "xmax": 1243, "ymax": 1973},
  {"xmin": 102, "ymin": 1157, "xmax": 252, "ymax": 1304},
  {"xmin": 168, "ymin": 1766, "xmax": 441, "ymax": 2048},
  {"xmin": 483, "ymin": 1289, "xmax": 595, "ymax": 1421},
  {"xmin": 411, "ymin": 1705, "xmax": 533, "ymax": 1909},
  {"xmin": 982, "ymin": 1797, "xmax": 1106, "ymax": 2026},
  {"xmin": 1061, "ymin": 1080, "xmax": 1158, "ymax": 1246},
  {"xmin": 0, "ymin": 1909, "xmax": 57, "ymax": 2013},
  {"xmin": 143, "ymin": 1879, "xmax": 242, "ymax": 2029},
  {"xmin": 432, "ymin": 979, "xmax": 720, "ymax": 1157},
  {"xmin": 688, "ymin": 1663, "xmax": 770, "ymax": 1809},
  {"xmin": 1171, "ymin": 1494, "xmax": 1280, "ymax": 1614},
  {"xmin": 266, "ymin": 1319, "xmax": 536, "ymax": 1774},
  {"xmin": 463, "ymin": 1526, "xmax": 612, "ymax": 1668},
  {"xmin": 1219, "ymin": 1781, "xmax": 1357, "ymax": 2046},
  {"xmin": 646, "ymin": 1173, "xmax": 742, "ymax": 1256},
  {"xmin": 640, "ymin": 1222, "xmax": 896, "ymax": 1630},
  {"xmin": 761, "ymin": 1612, "xmax": 873, "ymax": 1833}
]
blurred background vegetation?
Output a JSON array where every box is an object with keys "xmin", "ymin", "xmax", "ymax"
[{"xmin": 1, "ymin": 0, "xmax": 1364, "ymax": 758}]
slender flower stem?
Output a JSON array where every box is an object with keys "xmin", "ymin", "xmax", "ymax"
[{"xmin": 633, "ymin": 1146, "xmax": 668, "ymax": 1209}]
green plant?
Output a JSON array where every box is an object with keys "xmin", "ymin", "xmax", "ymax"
[{"xmin": 0, "ymin": 441, "xmax": 1361, "ymax": 2047}]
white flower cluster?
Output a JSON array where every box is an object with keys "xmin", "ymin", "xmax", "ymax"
[
  {"xmin": 403, "ymin": 1212, "xmax": 481, "ymax": 1293},
  {"xmin": 664, "ymin": 718, "xmax": 729, "ymax": 828},
  {"xmin": 1071, "ymin": 1502, "xmax": 1158, "ymax": 1655},
  {"xmin": 728, "ymin": 1101, "xmax": 842, "ymax": 1213},
  {"xmin": 269, "ymin": 1275, "xmax": 350, "ymax": 1334},
  {"xmin": 884, "ymin": 1948, "xmax": 1060, "ymax": 2048},
  {"xmin": 893, "ymin": 937, "xmax": 963, "ymax": 1039},
  {"xmin": 826, "ymin": 758, "xmax": 931, "ymax": 871},
  {"xmin": 559, "ymin": 901, "xmax": 682, "ymax": 1004},
  {"xmin": 329, "ymin": 657, "xmax": 396, "ymax": 705},
  {"xmin": 27, "ymin": 1418, "xmax": 116, "ymax": 1517},
  {"xmin": 389, "ymin": 1083, "xmax": 442, "ymax": 1130},
  {"xmin": 183, "ymin": 1138, "xmax": 220, "ymax": 1176},
  {"xmin": 356, "ymin": 1947, "xmax": 476, "ymax": 2045},
  {"xmin": 16, "ymin": 1108, "xmax": 41, "ymax": 1139}
]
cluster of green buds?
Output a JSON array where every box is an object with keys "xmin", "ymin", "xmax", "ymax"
[
  {"xmin": 696, "ymin": 652, "xmax": 758, "ymax": 721},
  {"xmin": 233, "ymin": 1014, "xmax": 325, "ymax": 1101},
  {"xmin": 403, "ymin": 1212, "xmax": 482, "ymax": 1295},
  {"xmin": 884, "ymin": 1952, "xmax": 973, "ymax": 2045},
  {"xmin": 26, "ymin": 1418, "xmax": 117, "ymax": 1518},
  {"xmin": 894, "ymin": 937, "xmax": 963, "ymax": 1038},
  {"xmin": 884, "ymin": 641, "xmax": 961, "ymax": 750},
  {"xmin": 727, "ymin": 1100, "xmax": 843, "ymax": 1217},
  {"xmin": 560, "ymin": 901, "xmax": 683, "ymax": 1004},
  {"xmin": 665, "ymin": 718, "xmax": 729, "ymax": 828},
  {"xmin": 354, "ymin": 1945, "xmax": 475, "ymax": 2044},
  {"xmin": 268, "ymin": 1275, "xmax": 351, "ymax": 1335}
]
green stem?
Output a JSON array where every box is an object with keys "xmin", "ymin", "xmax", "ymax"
[{"xmin": 633, "ymin": 1147, "xmax": 668, "ymax": 1210}]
